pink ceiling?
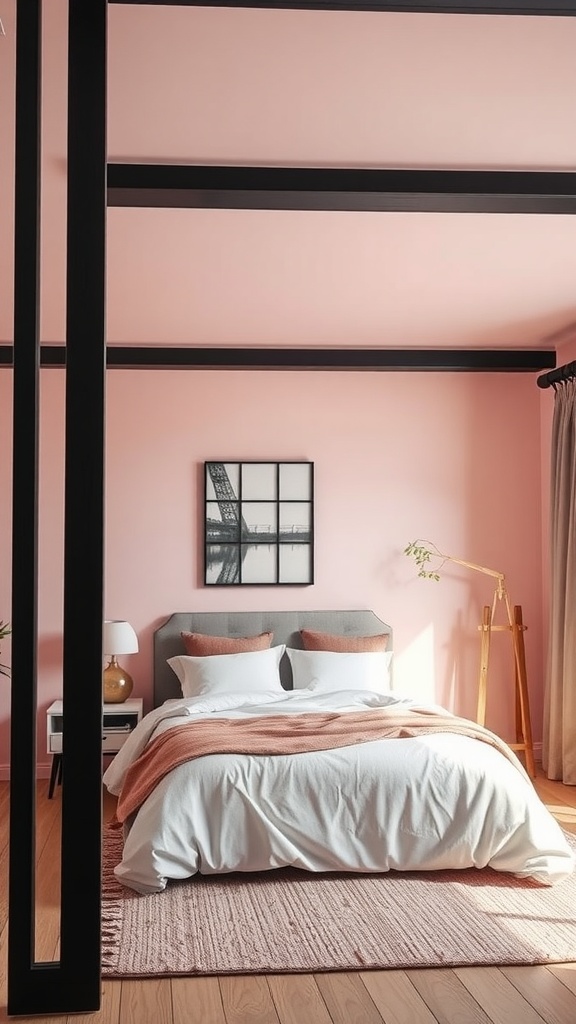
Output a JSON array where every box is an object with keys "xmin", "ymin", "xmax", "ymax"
[
  {"xmin": 104, "ymin": 208, "xmax": 576, "ymax": 349},
  {"xmin": 107, "ymin": 6, "xmax": 576, "ymax": 169},
  {"xmin": 1, "ymin": 1, "xmax": 576, "ymax": 350}
]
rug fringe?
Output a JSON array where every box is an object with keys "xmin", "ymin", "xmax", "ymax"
[
  {"xmin": 101, "ymin": 826, "xmax": 125, "ymax": 967},
  {"xmin": 102, "ymin": 826, "xmax": 127, "ymax": 900}
]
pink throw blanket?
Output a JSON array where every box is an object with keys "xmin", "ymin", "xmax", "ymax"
[{"xmin": 112, "ymin": 706, "xmax": 528, "ymax": 827}]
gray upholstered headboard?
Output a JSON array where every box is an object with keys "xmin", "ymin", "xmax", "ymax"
[{"xmin": 153, "ymin": 610, "xmax": 392, "ymax": 707}]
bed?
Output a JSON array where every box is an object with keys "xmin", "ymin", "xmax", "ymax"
[{"xmin": 103, "ymin": 610, "xmax": 575, "ymax": 894}]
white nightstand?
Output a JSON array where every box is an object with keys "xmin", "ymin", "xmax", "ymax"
[{"xmin": 46, "ymin": 697, "xmax": 143, "ymax": 798}]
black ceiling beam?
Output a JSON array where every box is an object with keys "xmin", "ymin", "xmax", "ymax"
[
  {"xmin": 104, "ymin": 346, "xmax": 557, "ymax": 371},
  {"xmin": 109, "ymin": 1, "xmax": 576, "ymax": 16},
  {"xmin": 107, "ymin": 165, "xmax": 576, "ymax": 214},
  {"xmin": 0, "ymin": 345, "xmax": 556, "ymax": 372}
]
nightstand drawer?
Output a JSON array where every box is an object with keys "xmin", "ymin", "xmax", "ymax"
[
  {"xmin": 102, "ymin": 727, "xmax": 134, "ymax": 752},
  {"xmin": 49, "ymin": 734, "xmax": 63, "ymax": 754}
]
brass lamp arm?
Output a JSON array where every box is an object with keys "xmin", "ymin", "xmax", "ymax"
[{"xmin": 440, "ymin": 557, "xmax": 504, "ymax": 598}]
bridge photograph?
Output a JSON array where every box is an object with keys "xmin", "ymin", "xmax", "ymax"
[{"xmin": 204, "ymin": 461, "xmax": 314, "ymax": 585}]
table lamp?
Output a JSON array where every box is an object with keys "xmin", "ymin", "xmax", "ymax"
[{"xmin": 103, "ymin": 619, "xmax": 138, "ymax": 703}]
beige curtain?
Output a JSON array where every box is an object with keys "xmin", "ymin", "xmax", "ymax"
[{"xmin": 543, "ymin": 378, "xmax": 576, "ymax": 784}]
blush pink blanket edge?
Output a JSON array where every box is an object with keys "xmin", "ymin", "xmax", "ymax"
[{"xmin": 112, "ymin": 706, "xmax": 527, "ymax": 827}]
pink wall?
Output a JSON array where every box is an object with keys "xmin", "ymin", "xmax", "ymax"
[{"xmin": 0, "ymin": 366, "xmax": 545, "ymax": 776}]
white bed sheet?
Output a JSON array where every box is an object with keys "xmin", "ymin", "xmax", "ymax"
[{"xmin": 103, "ymin": 690, "xmax": 575, "ymax": 894}]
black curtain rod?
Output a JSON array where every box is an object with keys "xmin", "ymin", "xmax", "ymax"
[{"xmin": 537, "ymin": 359, "xmax": 576, "ymax": 389}]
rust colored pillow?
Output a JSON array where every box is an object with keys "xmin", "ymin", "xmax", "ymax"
[
  {"xmin": 300, "ymin": 629, "xmax": 390, "ymax": 653},
  {"xmin": 180, "ymin": 631, "xmax": 273, "ymax": 656}
]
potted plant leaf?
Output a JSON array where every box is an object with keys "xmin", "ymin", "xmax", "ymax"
[{"xmin": 0, "ymin": 620, "xmax": 11, "ymax": 678}]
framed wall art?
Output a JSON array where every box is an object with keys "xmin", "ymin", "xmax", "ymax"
[{"xmin": 204, "ymin": 461, "xmax": 314, "ymax": 586}]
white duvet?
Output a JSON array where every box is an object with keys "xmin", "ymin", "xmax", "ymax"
[{"xmin": 103, "ymin": 689, "xmax": 575, "ymax": 894}]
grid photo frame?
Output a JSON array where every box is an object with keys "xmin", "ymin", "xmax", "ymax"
[{"xmin": 204, "ymin": 461, "xmax": 314, "ymax": 585}]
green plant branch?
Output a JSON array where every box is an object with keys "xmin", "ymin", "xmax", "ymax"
[{"xmin": 404, "ymin": 540, "xmax": 447, "ymax": 581}]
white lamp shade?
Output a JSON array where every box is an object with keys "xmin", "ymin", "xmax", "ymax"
[{"xmin": 103, "ymin": 620, "xmax": 139, "ymax": 656}]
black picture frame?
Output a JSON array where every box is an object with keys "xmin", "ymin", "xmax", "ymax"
[{"xmin": 204, "ymin": 461, "xmax": 314, "ymax": 585}]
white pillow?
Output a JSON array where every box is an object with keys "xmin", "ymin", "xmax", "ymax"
[
  {"xmin": 167, "ymin": 645, "xmax": 286, "ymax": 698},
  {"xmin": 286, "ymin": 648, "xmax": 393, "ymax": 694}
]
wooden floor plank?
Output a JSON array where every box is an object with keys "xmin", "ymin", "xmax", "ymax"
[
  {"xmin": 360, "ymin": 969, "xmax": 438, "ymax": 1023},
  {"xmin": 408, "ymin": 968, "xmax": 493, "ymax": 1024},
  {"xmin": 0, "ymin": 927, "xmax": 10, "ymax": 1024},
  {"xmin": 546, "ymin": 962, "xmax": 576, "ymax": 1002},
  {"xmin": 219, "ymin": 975, "xmax": 280, "ymax": 1024},
  {"xmin": 0, "ymin": 845, "xmax": 8, "ymax": 933},
  {"xmin": 502, "ymin": 965, "xmax": 576, "ymax": 1024},
  {"xmin": 533, "ymin": 775, "xmax": 576, "ymax": 836},
  {"xmin": 119, "ymin": 978, "xmax": 173, "ymax": 1024},
  {"xmin": 268, "ymin": 973, "xmax": 333, "ymax": 1024},
  {"xmin": 65, "ymin": 981, "xmax": 122, "ymax": 1024},
  {"xmin": 171, "ymin": 976, "xmax": 227, "ymax": 1024},
  {"xmin": 0, "ymin": 788, "xmax": 10, "ymax": 854},
  {"xmin": 534, "ymin": 775, "xmax": 576, "ymax": 809},
  {"xmin": 314, "ymin": 971, "xmax": 385, "ymax": 1024},
  {"xmin": 34, "ymin": 799, "xmax": 62, "ymax": 963},
  {"xmin": 455, "ymin": 966, "xmax": 548, "ymax": 1023}
]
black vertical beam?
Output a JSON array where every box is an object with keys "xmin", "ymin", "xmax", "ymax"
[
  {"xmin": 59, "ymin": 0, "xmax": 107, "ymax": 1011},
  {"xmin": 8, "ymin": 0, "xmax": 43, "ymax": 1013},
  {"xmin": 9, "ymin": 0, "xmax": 107, "ymax": 1014}
]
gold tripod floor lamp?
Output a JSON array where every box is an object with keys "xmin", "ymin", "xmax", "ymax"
[
  {"xmin": 475, "ymin": 566, "xmax": 535, "ymax": 778},
  {"xmin": 405, "ymin": 542, "xmax": 535, "ymax": 778}
]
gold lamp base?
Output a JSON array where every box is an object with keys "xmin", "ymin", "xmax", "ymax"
[{"xmin": 103, "ymin": 657, "xmax": 134, "ymax": 704}]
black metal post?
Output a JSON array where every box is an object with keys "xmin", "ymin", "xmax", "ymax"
[
  {"xmin": 59, "ymin": 0, "xmax": 107, "ymax": 1010},
  {"xmin": 8, "ymin": 0, "xmax": 107, "ymax": 1013},
  {"xmin": 8, "ymin": 0, "xmax": 43, "ymax": 1012}
]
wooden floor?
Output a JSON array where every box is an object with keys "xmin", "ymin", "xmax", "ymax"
[{"xmin": 0, "ymin": 770, "xmax": 575, "ymax": 1023}]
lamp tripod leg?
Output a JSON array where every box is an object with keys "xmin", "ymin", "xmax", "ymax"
[
  {"xmin": 477, "ymin": 602, "xmax": 535, "ymax": 780},
  {"xmin": 511, "ymin": 605, "xmax": 535, "ymax": 779},
  {"xmin": 477, "ymin": 604, "xmax": 492, "ymax": 727}
]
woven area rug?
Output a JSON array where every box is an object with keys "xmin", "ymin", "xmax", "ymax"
[{"xmin": 101, "ymin": 827, "xmax": 576, "ymax": 977}]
